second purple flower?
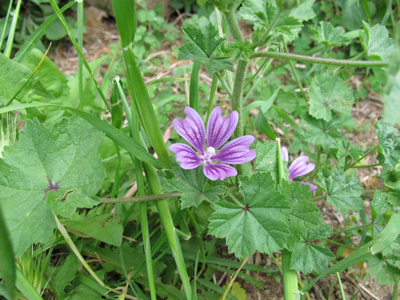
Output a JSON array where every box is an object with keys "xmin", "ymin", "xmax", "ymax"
[{"xmin": 170, "ymin": 106, "xmax": 256, "ymax": 181}]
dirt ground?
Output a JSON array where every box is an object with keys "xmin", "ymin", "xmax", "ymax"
[{"xmin": 47, "ymin": 5, "xmax": 399, "ymax": 300}]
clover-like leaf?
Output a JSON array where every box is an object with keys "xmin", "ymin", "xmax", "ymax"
[
  {"xmin": 178, "ymin": 23, "xmax": 233, "ymax": 73},
  {"xmin": 309, "ymin": 73, "xmax": 354, "ymax": 122},
  {"xmin": 0, "ymin": 116, "xmax": 105, "ymax": 256},
  {"xmin": 160, "ymin": 165, "xmax": 226, "ymax": 209},
  {"xmin": 360, "ymin": 21, "xmax": 395, "ymax": 61},
  {"xmin": 317, "ymin": 168, "xmax": 363, "ymax": 214},
  {"xmin": 208, "ymin": 173, "xmax": 291, "ymax": 259},
  {"xmin": 309, "ymin": 21, "xmax": 350, "ymax": 47},
  {"xmin": 279, "ymin": 181, "xmax": 321, "ymax": 248}
]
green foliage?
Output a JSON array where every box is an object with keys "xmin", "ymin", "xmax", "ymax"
[
  {"xmin": 308, "ymin": 73, "xmax": 354, "ymax": 122},
  {"xmin": 309, "ymin": 21, "xmax": 349, "ymax": 47},
  {"xmin": 360, "ymin": 21, "xmax": 395, "ymax": 61},
  {"xmin": 208, "ymin": 173, "xmax": 291, "ymax": 259},
  {"xmin": 0, "ymin": 116, "xmax": 105, "ymax": 255},
  {"xmin": 178, "ymin": 23, "xmax": 233, "ymax": 73},
  {"xmin": 376, "ymin": 122, "xmax": 400, "ymax": 169},
  {"xmin": 160, "ymin": 164, "xmax": 226, "ymax": 209},
  {"xmin": 317, "ymin": 168, "xmax": 363, "ymax": 214}
]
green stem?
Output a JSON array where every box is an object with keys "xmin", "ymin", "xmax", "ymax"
[
  {"xmin": 185, "ymin": 208, "xmax": 206, "ymax": 276},
  {"xmin": 345, "ymin": 146, "xmax": 378, "ymax": 171},
  {"xmin": 349, "ymin": 163, "xmax": 380, "ymax": 169},
  {"xmin": 250, "ymin": 51, "xmax": 390, "ymax": 68},
  {"xmin": 282, "ymin": 249, "xmax": 299, "ymax": 300},
  {"xmin": 223, "ymin": 7, "xmax": 247, "ymax": 138},
  {"xmin": 144, "ymin": 164, "xmax": 193, "ymax": 299},
  {"xmin": 253, "ymin": 11, "xmax": 282, "ymax": 48},
  {"xmin": 336, "ymin": 272, "xmax": 347, "ymax": 300},
  {"xmin": 100, "ymin": 193, "xmax": 182, "ymax": 203},
  {"xmin": 77, "ymin": 0, "xmax": 84, "ymax": 109},
  {"xmin": 392, "ymin": 282, "xmax": 398, "ymax": 300},
  {"xmin": 206, "ymin": 75, "xmax": 218, "ymax": 124},
  {"xmin": 332, "ymin": 224, "xmax": 371, "ymax": 235},
  {"xmin": 190, "ymin": 60, "xmax": 201, "ymax": 111},
  {"xmin": 4, "ymin": 0, "xmax": 22, "ymax": 58},
  {"xmin": 0, "ymin": 0, "xmax": 13, "ymax": 51},
  {"xmin": 221, "ymin": 257, "xmax": 249, "ymax": 300},
  {"xmin": 282, "ymin": 37, "xmax": 307, "ymax": 100},
  {"xmin": 216, "ymin": 73, "xmax": 233, "ymax": 98},
  {"xmin": 48, "ymin": 0, "xmax": 110, "ymax": 111},
  {"xmin": 310, "ymin": 194, "xmax": 326, "ymax": 202}
]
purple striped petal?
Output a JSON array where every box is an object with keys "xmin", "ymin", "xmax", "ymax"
[
  {"xmin": 288, "ymin": 155, "xmax": 315, "ymax": 179},
  {"xmin": 299, "ymin": 181, "xmax": 317, "ymax": 192},
  {"xmin": 169, "ymin": 143, "xmax": 202, "ymax": 169},
  {"xmin": 212, "ymin": 136, "xmax": 256, "ymax": 164},
  {"xmin": 173, "ymin": 107, "xmax": 205, "ymax": 154},
  {"xmin": 281, "ymin": 146, "xmax": 289, "ymax": 162},
  {"xmin": 203, "ymin": 163, "xmax": 237, "ymax": 181},
  {"xmin": 207, "ymin": 107, "xmax": 238, "ymax": 149}
]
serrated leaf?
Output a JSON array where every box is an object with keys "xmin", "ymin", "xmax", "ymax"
[
  {"xmin": 0, "ymin": 116, "xmax": 105, "ymax": 255},
  {"xmin": 63, "ymin": 213, "xmax": 123, "ymax": 246},
  {"xmin": 178, "ymin": 23, "xmax": 233, "ymax": 73},
  {"xmin": 290, "ymin": 242, "xmax": 334, "ymax": 274},
  {"xmin": 317, "ymin": 168, "xmax": 363, "ymax": 214},
  {"xmin": 309, "ymin": 73, "xmax": 354, "ymax": 122},
  {"xmin": 301, "ymin": 113, "xmax": 343, "ymax": 149},
  {"xmin": 160, "ymin": 165, "xmax": 226, "ymax": 209},
  {"xmin": 309, "ymin": 21, "xmax": 350, "ymax": 47},
  {"xmin": 330, "ymin": 139, "xmax": 363, "ymax": 163},
  {"xmin": 0, "ymin": 53, "xmax": 50, "ymax": 105},
  {"xmin": 208, "ymin": 173, "xmax": 291, "ymax": 259},
  {"xmin": 367, "ymin": 254, "xmax": 400, "ymax": 285},
  {"xmin": 240, "ymin": 0, "xmax": 315, "ymax": 43},
  {"xmin": 360, "ymin": 21, "xmax": 395, "ymax": 61},
  {"xmin": 279, "ymin": 181, "xmax": 321, "ymax": 248},
  {"xmin": 371, "ymin": 191, "xmax": 391, "ymax": 225},
  {"xmin": 376, "ymin": 122, "xmax": 400, "ymax": 169}
]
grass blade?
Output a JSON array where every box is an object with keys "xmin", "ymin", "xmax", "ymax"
[{"xmin": 0, "ymin": 205, "xmax": 15, "ymax": 300}]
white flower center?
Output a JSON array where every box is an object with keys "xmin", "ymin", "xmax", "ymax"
[{"xmin": 200, "ymin": 146, "xmax": 216, "ymax": 164}]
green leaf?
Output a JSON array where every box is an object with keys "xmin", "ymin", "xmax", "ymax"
[
  {"xmin": 309, "ymin": 73, "xmax": 354, "ymax": 122},
  {"xmin": 240, "ymin": 0, "xmax": 315, "ymax": 42},
  {"xmin": 160, "ymin": 165, "xmax": 226, "ymax": 209},
  {"xmin": 290, "ymin": 242, "xmax": 334, "ymax": 274},
  {"xmin": 382, "ymin": 52, "xmax": 400, "ymax": 125},
  {"xmin": 317, "ymin": 168, "xmax": 363, "ymax": 214},
  {"xmin": 254, "ymin": 140, "xmax": 289, "ymax": 181},
  {"xmin": 63, "ymin": 213, "xmax": 123, "ymax": 246},
  {"xmin": 0, "ymin": 116, "xmax": 105, "ymax": 256},
  {"xmin": 178, "ymin": 23, "xmax": 233, "ymax": 73},
  {"xmin": 0, "ymin": 53, "xmax": 50, "ymax": 105},
  {"xmin": 208, "ymin": 173, "xmax": 291, "ymax": 259},
  {"xmin": 301, "ymin": 113, "xmax": 343, "ymax": 149},
  {"xmin": 330, "ymin": 139, "xmax": 363, "ymax": 163},
  {"xmin": 360, "ymin": 21, "xmax": 395, "ymax": 61},
  {"xmin": 376, "ymin": 122, "xmax": 400, "ymax": 169},
  {"xmin": 368, "ymin": 252, "xmax": 400, "ymax": 285},
  {"xmin": 309, "ymin": 21, "xmax": 350, "ymax": 47},
  {"xmin": 371, "ymin": 191, "xmax": 391, "ymax": 225},
  {"xmin": 52, "ymin": 254, "xmax": 79, "ymax": 299},
  {"xmin": 279, "ymin": 181, "xmax": 321, "ymax": 248}
]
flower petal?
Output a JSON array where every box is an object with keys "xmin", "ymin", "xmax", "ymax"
[
  {"xmin": 203, "ymin": 163, "xmax": 237, "ymax": 181},
  {"xmin": 173, "ymin": 107, "xmax": 205, "ymax": 154},
  {"xmin": 288, "ymin": 155, "xmax": 315, "ymax": 179},
  {"xmin": 207, "ymin": 107, "xmax": 238, "ymax": 149},
  {"xmin": 281, "ymin": 146, "xmax": 289, "ymax": 162},
  {"xmin": 299, "ymin": 181, "xmax": 317, "ymax": 192},
  {"xmin": 169, "ymin": 143, "xmax": 202, "ymax": 169},
  {"xmin": 212, "ymin": 136, "xmax": 256, "ymax": 164}
]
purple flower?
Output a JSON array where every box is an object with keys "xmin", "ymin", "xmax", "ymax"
[
  {"xmin": 169, "ymin": 107, "xmax": 256, "ymax": 181},
  {"xmin": 281, "ymin": 146, "xmax": 317, "ymax": 191}
]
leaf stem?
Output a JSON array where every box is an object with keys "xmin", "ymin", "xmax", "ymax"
[
  {"xmin": 206, "ymin": 75, "xmax": 219, "ymax": 124},
  {"xmin": 282, "ymin": 249, "xmax": 299, "ymax": 300},
  {"xmin": 345, "ymin": 146, "xmax": 378, "ymax": 171},
  {"xmin": 348, "ymin": 163, "xmax": 380, "ymax": 169},
  {"xmin": 336, "ymin": 272, "xmax": 347, "ymax": 300},
  {"xmin": 4, "ymin": 0, "xmax": 22, "ymax": 58},
  {"xmin": 189, "ymin": 60, "xmax": 201, "ymax": 111},
  {"xmin": 100, "ymin": 192, "xmax": 182, "ymax": 203},
  {"xmin": 221, "ymin": 257, "xmax": 249, "ymax": 300},
  {"xmin": 77, "ymin": 0, "xmax": 84, "ymax": 109},
  {"xmin": 250, "ymin": 51, "xmax": 390, "ymax": 68}
]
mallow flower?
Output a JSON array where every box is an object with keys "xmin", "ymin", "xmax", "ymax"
[
  {"xmin": 281, "ymin": 146, "xmax": 317, "ymax": 191},
  {"xmin": 169, "ymin": 106, "xmax": 256, "ymax": 181}
]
